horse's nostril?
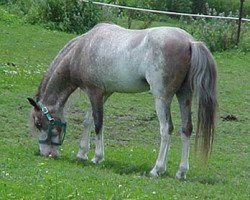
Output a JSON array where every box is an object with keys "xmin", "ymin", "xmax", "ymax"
[{"xmin": 48, "ymin": 149, "xmax": 59, "ymax": 158}]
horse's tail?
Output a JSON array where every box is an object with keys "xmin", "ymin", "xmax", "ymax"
[{"xmin": 189, "ymin": 41, "xmax": 218, "ymax": 161}]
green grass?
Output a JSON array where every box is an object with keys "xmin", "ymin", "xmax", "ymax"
[{"xmin": 0, "ymin": 7, "xmax": 250, "ymax": 199}]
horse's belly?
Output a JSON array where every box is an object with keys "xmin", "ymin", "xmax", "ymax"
[
  {"xmin": 103, "ymin": 77, "xmax": 149, "ymax": 93},
  {"xmin": 93, "ymin": 58, "xmax": 150, "ymax": 93}
]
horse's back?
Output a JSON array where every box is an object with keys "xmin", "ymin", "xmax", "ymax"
[{"xmin": 86, "ymin": 23, "xmax": 193, "ymax": 48}]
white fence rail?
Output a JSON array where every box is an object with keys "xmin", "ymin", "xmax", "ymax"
[{"xmin": 82, "ymin": 0, "xmax": 250, "ymax": 22}]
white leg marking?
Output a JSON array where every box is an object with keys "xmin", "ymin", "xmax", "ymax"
[
  {"xmin": 150, "ymin": 98, "xmax": 172, "ymax": 177},
  {"xmin": 89, "ymin": 94, "xmax": 110, "ymax": 164},
  {"xmin": 176, "ymin": 131, "xmax": 189, "ymax": 179},
  {"xmin": 77, "ymin": 111, "xmax": 93, "ymax": 160},
  {"xmin": 92, "ymin": 132, "xmax": 104, "ymax": 164}
]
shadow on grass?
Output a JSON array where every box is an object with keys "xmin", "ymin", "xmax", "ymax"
[
  {"xmin": 188, "ymin": 176, "xmax": 227, "ymax": 185},
  {"xmin": 34, "ymin": 151, "xmax": 225, "ymax": 185},
  {"xmin": 100, "ymin": 159, "xmax": 152, "ymax": 176},
  {"xmin": 60, "ymin": 156, "xmax": 174, "ymax": 178},
  {"xmin": 69, "ymin": 157, "xmax": 226, "ymax": 185},
  {"xmin": 46, "ymin": 152, "xmax": 152, "ymax": 176}
]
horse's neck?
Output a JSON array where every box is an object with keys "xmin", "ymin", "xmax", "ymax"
[{"xmin": 39, "ymin": 64, "xmax": 76, "ymax": 111}]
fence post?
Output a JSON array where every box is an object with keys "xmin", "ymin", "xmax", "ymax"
[{"xmin": 236, "ymin": 0, "xmax": 244, "ymax": 45}]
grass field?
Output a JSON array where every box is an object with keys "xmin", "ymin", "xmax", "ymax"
[{"xmin": 0, "ymin": 7, "xmax": 250, "ymax": 199}]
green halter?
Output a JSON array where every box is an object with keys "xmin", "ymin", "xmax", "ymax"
[{"xmin": 37, "ymin": 102, "xmax": 67, "ymax": 146}]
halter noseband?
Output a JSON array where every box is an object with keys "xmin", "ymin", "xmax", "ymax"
[{"xmin": 37, "ymin": 102, "xmax": 67, "ymax": 146}]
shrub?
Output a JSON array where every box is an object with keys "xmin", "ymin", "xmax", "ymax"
[
  {"xmin": 166, "ymin": 0, "xmax": 193, "ymax": 13},
  {"xmin": 180, "ymin": 7, "xmax": 249, "ymax": 52},
  {"xmin": 192, "ymin": 0, "xmax": 206, "ymax": 14},
  {"xmin": 185, "ymin": 18, "xmax": 238, "ymax": 52},
  {"xmin": 206, "ymin": 0, "xmax": 250, "ymax": 17},
  {"xmin": 114, "ymin": 0, "xmax": 159, "ymax": 29},
  {"xmin": 5, "ymin": 0, "xmax": 104, "ymax": 34}
]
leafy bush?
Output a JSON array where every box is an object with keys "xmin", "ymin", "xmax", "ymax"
[
  {"xmin": 181, "ymin": 7, "xmax": 249, "ymax": 52},
  {"xmin": 109, "ymin": 0, "xmax": 159, "ymax": 29},
  {"xmin": 185, "ymin": 18, "xmax": 238, "ymax": 52},
  {"xmin": 166, "ymin": 0, "xmax": 193, "ymax": 13},
  {"xmin": 3, "ymin": 0, "xmax": 35, "ymax": 15},
  {"xmin": 100, "ymin": 6, "xmax": 120, "ymax": 24},
  {"xmin": 130, "ymin": 1, "xmax": 157, "ymax": 28},
  {"xmin": 5, "ymin": 0, "xmax": 104, "ymax": 34},
  {"xmin": 207, "ymin": 0, "xmax": 250, "ymax": 17},
  {"xmin": 192, "ymin": 0, "xmax": 206, "ymax": 13},
  {"xmin": 0, "ymin": 0, "xmax": 8, "ymax": 5}
]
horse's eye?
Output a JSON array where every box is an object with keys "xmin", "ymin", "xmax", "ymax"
[
  {"xmin": 35, "ymin": 122, "xmax": 42, "ymax": 130},
  {"xmin": 34, "ymin": 118, "xmax": 42, "ymax": 130}
]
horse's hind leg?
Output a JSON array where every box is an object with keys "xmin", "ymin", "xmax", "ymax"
[
  {"xmin": 175, "ymin": 81, "xmax": 193, "ymax": 179},
  {"xmin": 150, "ymin": 96, "xmax": 174, "ymax": 177},
  {"xmin": 77, "ymin": 110, "xmax": 93, "ymax": 160}
]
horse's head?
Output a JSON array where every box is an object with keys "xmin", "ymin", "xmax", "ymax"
[{"xmin": 27, "ymin": 98, "xmax": 66, "ymax": 157}]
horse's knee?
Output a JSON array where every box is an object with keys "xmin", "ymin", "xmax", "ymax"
[
  {"xmin": 83, "ymin": 111, "xmax": 93, "ymax": 126},
  {"xmin": 83, "ymin": 118, "xmax": 93, "ymax": 127},
  {"xmin": 169, "ymin": 122, "xmax": 174, "ymax": 134},
  {"xmin": 182, "ymin": 123, "xmax": 193, "ymax": 137},
  {"xmin": 160, "ymin": 119, "xmax": 174, "ymax": 136},
  {"xmin": 92, "ymin": 107, "xmax": 103, "ymax": 134},
  {"xmin": 94, "ymin": 118, "xmax": 103, "ymax": 134}
]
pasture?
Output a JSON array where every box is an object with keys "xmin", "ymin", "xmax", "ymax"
[{"xmin": 0, "ymin": 8, "xmax": 249, "ymax": 199}]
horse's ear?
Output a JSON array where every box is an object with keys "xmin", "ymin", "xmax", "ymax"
[{"xmin": 27, "ymin": 98, "xmax": 40, "ymax": 110}]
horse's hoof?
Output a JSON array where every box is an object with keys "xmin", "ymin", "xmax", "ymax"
[
  {"xmin": 149, "ymin": 165, "xmax": 166, "ymax": 177},
  {"xmin": 149, "ymin": 169, "xmax": 160, "ymax": 177},
  {"xmin": 91, "ymin": 156, "xmax": 104, "ymax": 164},
  {"xmin": 175, "ymin": 171, "xmax": 186, "ymax": 180},
  {"xmin": 76, "ymin": 152, "xmax": 88, "ymax": 161}
]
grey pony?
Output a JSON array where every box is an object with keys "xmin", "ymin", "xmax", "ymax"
[{"xmin": 28, "ymin": 23, "xmax": 217, "ymax": 179}]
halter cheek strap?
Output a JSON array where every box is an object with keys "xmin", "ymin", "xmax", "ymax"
[
  {"xmin": 38, "ymin": 102, "xmax": 54, "ymax": 122},
  {"xmin": 37, "ymin": 102, "xmax": 67, "ymax": 145}
]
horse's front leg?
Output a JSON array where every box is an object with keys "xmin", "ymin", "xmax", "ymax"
[
  {"xmin": 77, "ymin": 110, "xmax": 93, "ymax": 160},
  {"xmin": 88, "ymin": 89, "xmax": 108, "ymax": 164},
  {"xmin": 92, "ymin": 130, "xmax": 104, "ymax": 164},
  {"xmin": 150, "ymin": 97, "xmax": 173, "ymax": 177}
]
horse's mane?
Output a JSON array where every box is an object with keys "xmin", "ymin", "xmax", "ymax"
[{"xmin": 36, "ymin": 36, "xmax": 81, "ymax": 101}]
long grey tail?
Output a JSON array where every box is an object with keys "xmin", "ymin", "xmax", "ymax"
[{"xmin": 189, "ymin": 41, "xmax": 218, "ymax": 161}]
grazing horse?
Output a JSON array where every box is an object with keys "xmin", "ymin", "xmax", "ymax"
[{"xmin": 28, "ymin": 23, "xmax": 217, "ymax": 179}]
